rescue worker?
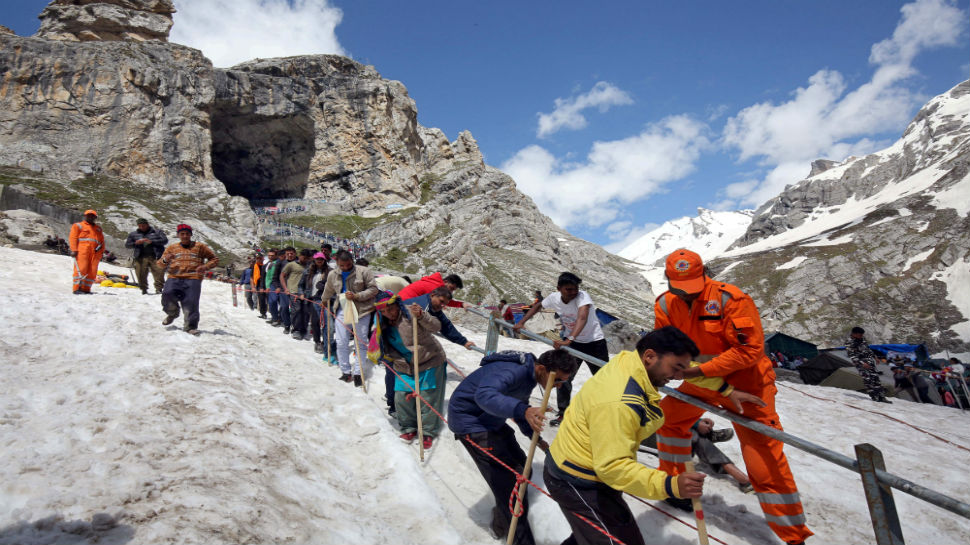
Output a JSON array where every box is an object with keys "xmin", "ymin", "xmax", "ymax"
[
  {"xmin": 159, "ymin": 224, "xmax": 218, "ymax": 335},
  {"xmin": 653, "ymin": 249, "xmax": 813, "ymax": 545},
  {"xmin": 69, "ymin": 209, "xmax": 105, "ymax": 294},
  {"xmin": 846, "ymin": 327, "xmax": 891, "ymax": 403},
  {"xmin": 124, "ymin": 218, "xmax": 168, "ymax": 294},
  {"xmin": 544, "ymin": 326, "xmax": 761, "ymax": 545}
]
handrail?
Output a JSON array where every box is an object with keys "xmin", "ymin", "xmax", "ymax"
[{"xmin": 463, "ymin": 305, "xmax": 970, "ymax": 524}]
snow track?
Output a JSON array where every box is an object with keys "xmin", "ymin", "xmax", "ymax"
[{"xmin": 1, "ymin": 247, "xmax": 968, "ymax": 544}]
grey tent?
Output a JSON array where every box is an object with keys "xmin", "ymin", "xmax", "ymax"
[
  {"xmin": 765, "ymin": 332, "xmax": 819, "ymax": 360},
  {"xmin": 798, "ymin": 351, "xmax": 853, "ymax": 385}
]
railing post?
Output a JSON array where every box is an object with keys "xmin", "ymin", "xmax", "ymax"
[
  {"xmin": 231, "ymin": 284, "xmax": 238, "ymax": 307},
  {"xmin": 855, "ymin": 443, "xmax": 904, "ymax": 545},
  {"xmin": 485, "ymin": 315, "xmax": 499, "ymax": 355}
]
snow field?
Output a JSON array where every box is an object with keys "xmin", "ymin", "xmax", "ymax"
[{"xmin": 1, "ymin": 247, "xmax": 968, "ymax": 544}]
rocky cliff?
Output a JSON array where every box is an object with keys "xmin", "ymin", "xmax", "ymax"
[
  {"xmin": 716, "ymin": 82, "xmax": 970, "ymax": 354},
  {"xmin": 0, "ymin": 6, "xmax": 652, "ymax": 325}
]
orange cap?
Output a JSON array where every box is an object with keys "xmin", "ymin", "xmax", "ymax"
[
  {"xmin": 83, "ymin": 209, "xmax": 98, "ymax": 217},
  {"xmin": 665, "ymin": 249, "xmax": 706, "ymax": 294}
]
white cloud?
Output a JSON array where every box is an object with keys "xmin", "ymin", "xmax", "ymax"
[
  {"xmin": 536, "ymin": 82, "xmax": 633, "ymax": 138},
  {"xmin": 503, "ymin": 115, "xmax": 709, "ymax": 228},
  {"xmin": 719, "ymin": 0, "xmax": 966, "ymax": 209},
  {"xmin": 170, "ymin": 0, "xmax": 345, "ymax": 68},
  {"xmin": 603, "ymin": 221, "xmax": 661, "ymax": 254}
]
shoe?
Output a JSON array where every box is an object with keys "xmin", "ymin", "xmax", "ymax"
[
  {"xmin": 338, "ymin": 373, "xmax": 352, "ymax": 382},
  {"xmin": 353, "ymin": 375, "xmax": 362, "ymax": 387},
  {"xmin": 738, "ymin": 482, "xmax": 755, "ymax": 494},
  {"xmin": 387, "ymin": 408, "xmax": 396, "ymax": 417},
  {"xmin": 185, "ymin": 329, "xmax": 200, "ymax": 336},
  {"xmin": 879, "ymin": 399, "xmax": 893, "ymax": 404},
  {"xmin": 422, "ymin": 436, "xmax": 434, "ymax": 449},
  {"xmin": 328, "ymin": 355, "xmax": 338, "ymax": 366},
  {"xmin": 549, "ymin": 416, "xmax": 563, "ymax": 427},
  {"xmin": 73, "ymin": 290, "xmax": 84, "ymax": 295},
  {"xmin": 399, "ymin": 432, "xmax": 417, "ymax": 444},
  {"xmin": 162, "ymin": 315, "xmax": 177, "ymax": 326},
  {"xmin": 710, "ymin": 428, "xmax": 735, "ymax": 443},
  {"xmin": 141, "ymin": 289, "xmax": 148, "ymax": 295},
  {"xmin": 271, "ymin": 321, "xmax": 282, "ymax": 327},
  {"xmin": 283, "ymin": 326, "xmax": 291, "ymax": 334},
  {"xmin": 291, "ymin": 332, "xmax": 301, "ymax": 339},
  {"xmin": 155, "ymin": 289, "xmax": 162, "ymax": 294},
  {"xmin": 663, "ymin": 496, "xmax": 694, "ymax": 512},
  {"xmin": 259, "ymin": 314, "xmax": 267, "ymax": 319},
  {"xmin": 314, "ymin": 343, "xmax": 324, "ymax": 354}
]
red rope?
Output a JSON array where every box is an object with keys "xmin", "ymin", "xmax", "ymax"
[{"xmin": 231, "ymin": 283, "xmax": 727, "ymax": 544}]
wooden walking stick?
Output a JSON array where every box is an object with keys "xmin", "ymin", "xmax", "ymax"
[
  {"xmin": 412, "ymin": 311, "xmax": 425, "ymax": 461},
  {"xmin": 684, "ymin": 461, "xmax": 710, "ymax": 545},
  {"xmin": 507, "ymin": 370, "xmax": 557, "ymax": 545}
]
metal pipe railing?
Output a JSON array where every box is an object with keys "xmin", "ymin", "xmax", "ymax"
[{"xmin": 463, "ymin": 306, "xmax": 970, "ymax": 524}]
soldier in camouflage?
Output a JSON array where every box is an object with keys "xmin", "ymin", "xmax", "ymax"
[{"xmin": 846, "ymin": 327, "xmax": 892, "ymax": 403}]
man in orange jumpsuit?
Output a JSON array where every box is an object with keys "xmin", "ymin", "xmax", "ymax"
[
  {"xmin": 69, "ymin": 209, "xmax": 105, "ymax": 294},
  {"xmin": 654, "ymin": 249, "xmax": 812, "ymax": 545}
]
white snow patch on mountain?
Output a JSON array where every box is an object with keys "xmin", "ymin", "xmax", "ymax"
[
  {"xmin": 804, "ymin": 233, "xmax": 856, "ymax": 247},
  {"xmin": 618, "ymin": 208, "xmax": 753, "ymax": 266},
  {"xmin": 777, "ymin": 256, "xmax": 808, "ymax": 270},
  {"xmin": 929, "ymin": 169, "xmax": 970, "ymax": 217},
  {"xmin": 2, "ymin": 247, "xmax": 969, "ymax": 544},
  {"xmin": 903, "ymin": 249, "xmax": 935, "ymax": 271},
  {"xmin": 931, "ymin": 257, "xmax": 970, "ymax": 358}
]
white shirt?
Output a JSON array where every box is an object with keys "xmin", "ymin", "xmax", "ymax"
[{"xmin": 542, "ymin": 290, "xmax": 604, "ymax": 343}]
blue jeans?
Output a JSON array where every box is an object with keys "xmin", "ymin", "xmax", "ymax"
[
  {"xmin": 267, "ymin": 287, "xmax": 282, "ymax": 321},
  {"xmin": 279, "ymin": 293, "xmax": 292, "ymax": 327}
]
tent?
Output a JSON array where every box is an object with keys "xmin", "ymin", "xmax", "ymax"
[
  {"xmin": 867, "ymin": 344, "xmax": 930, "ymax": 363},
  {"xmin": 798, "ymin": 351, "xmax": 854, "ymax": 385},
  {"xmin": 765, "ymin": 332, "xmax": 819, "ymax": 360},
  {"xmin": 818, "ymin": 365, "xmax": 896, "ymax": 396},
  {"xmin": 595, "ymin": 308, "xmax": 619, "ymax": 328}
]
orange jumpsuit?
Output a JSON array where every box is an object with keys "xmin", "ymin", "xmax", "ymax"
[
  {"xmin": 655, "ymin": 279, "xmax": 813, "ymax": 544},
  {"xmin": 69, "ymin": 221, "xmax": 105, "ymax": 292}
]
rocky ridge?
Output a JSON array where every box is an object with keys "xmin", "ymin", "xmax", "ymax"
[
  {"xmin": 0, "ymin": 8, "xmax": 652, "ymax": 325},
  {"xmin": 36, "ymin": 0, "xmax": 175, "ymax": 43}
]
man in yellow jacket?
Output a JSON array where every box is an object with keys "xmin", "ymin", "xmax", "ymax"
[
  {"xmin": 544, "ymin": 325, "xmax": 763, "ymax": 545},
  {"xmin": 69, "ymin": 209, "xmax": 105, "ymax": 294}
]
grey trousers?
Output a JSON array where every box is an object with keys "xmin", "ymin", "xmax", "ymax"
[
  {"xmin": 133, "ymin": 255, "xmax": 165, "ymax": 292},
  {"xmin": 395, "ymin": 362, "xmax": 448, "ymax": 437},
  {"xmin": 162, "ymin": 277, "xmax": 203, "ymax": 329}
]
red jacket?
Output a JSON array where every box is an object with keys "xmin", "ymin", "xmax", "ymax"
[{"xmin": 398, "ymin": 272, "xmax": 464, "ymax": 307}]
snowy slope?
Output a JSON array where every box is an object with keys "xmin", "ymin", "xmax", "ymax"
[
  {"xmin": 1, "ymin": 247, "xmax": 968, "ymax": 544},
  {"xmin": 618, "ymin": 208, "xmax": 754, "ymax": 266}
]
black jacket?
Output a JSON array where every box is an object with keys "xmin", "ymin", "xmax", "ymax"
[{"xmin": 125, "ymin": 226, "xmax": 168, "ymax": 259}]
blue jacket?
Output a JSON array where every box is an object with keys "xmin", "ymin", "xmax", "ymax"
[
  {"xmin": 238, "ymin": 268, "xmax": 252, "ymax": 286},
  {"xmin": 403, "ymin": 294, "xmax": 468, "ymax": 346},
  {"xmin": 447, "ymin": 351, "xmax": 537, "ymax": 437}
]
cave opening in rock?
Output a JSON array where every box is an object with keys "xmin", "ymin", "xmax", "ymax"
[{"xmin": 210, "ymin": 106, "xmax": 315, "ymax": 200}]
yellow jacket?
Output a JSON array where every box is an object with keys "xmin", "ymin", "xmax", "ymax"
[{"xmin": 549, "ymin": 350, "xmax": 731, "ymax": 500}]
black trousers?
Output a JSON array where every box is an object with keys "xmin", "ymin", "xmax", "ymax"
[
  {"xmin": 543, "ymin": 460, "xmax": 645, "ymax": 545},
  {"xmin": 458, "ymin": 425, "xmax": 535, "ymax": 545},
  {"xmin": 256, "ymin": 290, "xmax": 267, "ymax": 316},
  {"xmin": 557, "ymin": 338, "xmax": 609, "ymax": 414}
]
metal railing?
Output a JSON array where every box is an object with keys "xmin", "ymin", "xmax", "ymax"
[{"xmin": 463, "ymin": 306, "xmax": 970, "ymax": 545}]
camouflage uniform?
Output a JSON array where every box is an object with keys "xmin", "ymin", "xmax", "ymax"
[{"xmin": 846, "ymin": 336, "xmax": 888, "ymax": 402}]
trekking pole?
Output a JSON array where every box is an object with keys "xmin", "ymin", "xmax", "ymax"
[
  {"xmin": 413, "ymin": 312, "xmax": 424, "ymax": 462},
  {"xmin": 683, "ymin": 461, "xmax": 710, "ymax": 545},
  {"xmin": 507, "ymin": 370, "xmax": 557, "ymax": 545}
]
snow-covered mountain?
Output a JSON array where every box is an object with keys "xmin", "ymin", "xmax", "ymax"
[
  {"xmin": 618, "ymin": 208, "xmax": 754, "ymax": 266},
  {"xmin": 2, "ymin": 247, "xmax": 968, "ymax": 544},
  {"xmin": 620, "ymin": 80, "xmax": 970, "ymax": 357}
]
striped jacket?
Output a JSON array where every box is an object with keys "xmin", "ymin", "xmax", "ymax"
[
  {"xmin": 549, "ymin": 350, "xmax": 730, "ymax": 500},
  {"xmin": 160, "ymin": 241, "xmax": 218, "ymax": 280}
]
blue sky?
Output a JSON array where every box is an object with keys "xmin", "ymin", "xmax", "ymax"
[{"xmin": 4, "ymin": 0, "xmax": 968, "ymax": 250}]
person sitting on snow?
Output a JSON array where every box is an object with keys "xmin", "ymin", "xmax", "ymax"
[{"xmin": 691, "ymin": 417, "xmax": 754, "ymax": 494}]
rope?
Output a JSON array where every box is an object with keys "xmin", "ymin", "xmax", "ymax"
[
  {"xmin": 777, "ymin": 383, "xmax": 970, "ymax": 453},
  {"xmin": 230, "ymin": 283, "xmax": 728, "ymax": 544}
]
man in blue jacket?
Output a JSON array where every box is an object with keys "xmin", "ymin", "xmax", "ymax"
[{"xmin": 448, "ymin": 349, "xmax": 579, "ymax": 545}]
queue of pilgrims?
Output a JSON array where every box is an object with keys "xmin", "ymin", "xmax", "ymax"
[{"xmin": 217, "ymin": 242, "xmax": 817, "ymax": 545}]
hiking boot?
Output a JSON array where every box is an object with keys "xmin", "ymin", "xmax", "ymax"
[
  {"xmin": 185, "ymin": 329, "xmax": 200, "ymax": 336},
  {"xmin": 141, "ymin": 289, "xmax": 148, "ymax": 295},
  {"xmin": 738, "ymin": 482, "xmax": 755, "ymax": 494},
  {"xmin": 282, "ymin": 326, "xmax": 291, "ymax": 334},
  {"xmin": 549, "ymin": 415, "xmax": 563, "ymax": 427},
  {"xmin": 162, "ymin": 315, "xmax": 177, "ymax": 326},
  {"xmin": 314, "ymin": 343, "xmax": 324, "ymax": 354},
  {"xmin": 291, "ymin": 331, "xmax": 302, "ymax": 339},
  {"xmin": 259, "ymin": 313, "xmax": 267, "ymax": 319},
  {"xmin": 353, "ymin": 375, "xmax": 363, "ymax": 387},
  {"xmin": 73, "ymin": 290, "xmax": 84, "ymax": 295},
  {"xmin": 422, "ymin": 436, "xmax": 434, "ymax": 449},
  {"xmin": 710, "ymin": 428, "xmax": 734, "ymax": 443},
  {"xmin": 271, "ymin": 320, "xmax": 282, "ymax": 327},
  {"xmin": 338, "ymin": 373, "xmax": 352, "ymax": 382},
  {"xmin": 878, "ymin": 398, "xmax": 893, "ymax": 404},
  {"xmin": 399, "ymin": 432, "xmax": 417, "ymax": 444},
  {"xmin": 663, "ymin": 496, "xmax": 694, "ymax": 512}
]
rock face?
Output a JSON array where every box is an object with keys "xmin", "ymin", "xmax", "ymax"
[
  {"xmin": 711, "ymin": 81, "xmax": 970, "ymax": 355},
  {"xmin": 35, "ymin": 0, "xmax": 175, "ymax": 43},
  {"xmin": 0, "ymin": 20, "xmax": 654, "ymax": 324}
]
